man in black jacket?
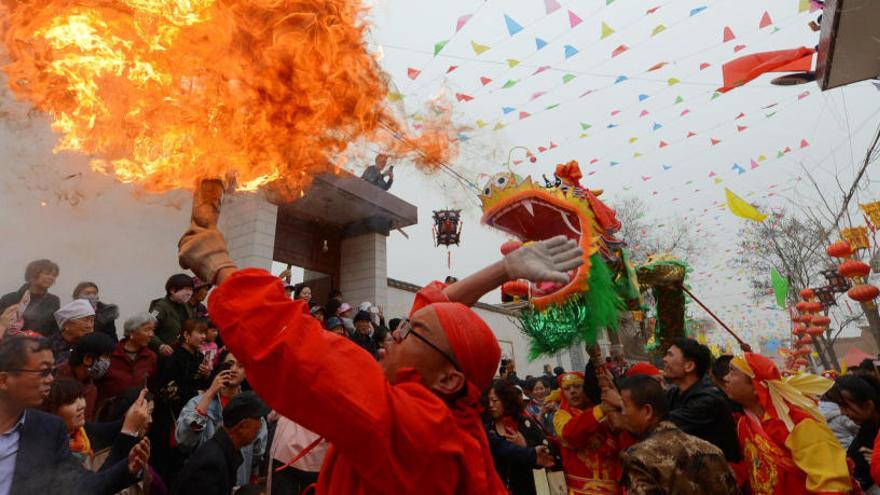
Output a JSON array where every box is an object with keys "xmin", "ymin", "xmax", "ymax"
[
  {"xmin": 0, "ymin": 335, "xmax": 150, "ymax": 495},
  {"xmin": 662, "ymin": 338, "xmax": 741, "ymax": 462},
  {"xmin": 172, "ymin": 391, "xmax": 269, "ymax": 495}
]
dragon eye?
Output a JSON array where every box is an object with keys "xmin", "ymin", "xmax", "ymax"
[
  {"xmin": 483, "ymin": 187, "xmax": 492, "ymax": 196},
  {"xmin": 494, "ymin": 175, "xmax": 509, "ymax": 187}
]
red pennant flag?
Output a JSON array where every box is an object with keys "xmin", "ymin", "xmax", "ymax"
[
  {"xmin": 759, "ymin": 11, "xmax": 773, "ymax": 29},
  {"xmin": 783, "ymin": 146, "xmax": 792, "ymax": 153},
  {"xmin": 800, "ymin": 139, "xmax": 809, "ymax": 148},
  {"xmin": 513, "ymin": 160, "xmax": 523, "ymax": 165},
  {"xmin": 687, "ymin": 131, "xmax": 697, "ymax": 138},
  {"xmin": 646, "ymin": 6, "xmax": 660, "ymax": 14},
  {"xmin": 718, "ymin": 47, "xmax": 815, "ymax": 93},
  {"xmin": 455, "ymin": 93, "xmax": 473, "ymax": 102},
  {"xmin": 446, "ymin": 65, "xmax": 458, "ymax": 73},
  {"xmin": 711, "ymin": 138, "xmax": 721, "ymax": 145},
  {"xmin": 538, "ymin": 146, "xmax": 548, "ymax": 153},
  {"xmin": 647, "ymin": 62, "xmax": 668, "ymax": 72},
  {"xmin": 723, "ymin": 26, "xmax": 736, "ymax": 42},
  {"xmin": 590, "ymin": 158, "xmax": 598, "ymax": 164},
  {"xmin": 737, "ymin": 125, "xmax": 748, "ymax": 132},
  {"xmin": 612, "ymin": 45, "xmax": 629, "ymax": 57},
  {"xmin": 407, "ymin": 68, "xmax": 421, "ymax": 80},
  {"xmin": 480, "ymin": 76, "xmax": 492, "ymax": 86},
  {"xmin": 736, "ymin": 112, "xmax": 746, "ymax": 119},
  {"xmin": 659, "ymin": 140, "xmax": 669, "ymax": 148},
  {"xmin": 680, "ymin": 109, "xmax": 691, "ymax": 117},
  {"xmin": 734, "ymin": 44, "xmax": 746, "ymax": 52},
  {"xmin": 519, "ymin": 112, "xmax": 530, "ymax": 120},
  {"xmin": 549, "ymin": 141, "xmax": 558, "ymax": 149},
  {"xmin": 699, "ymin": 62, "xmax": 711, "ymax": 70}
]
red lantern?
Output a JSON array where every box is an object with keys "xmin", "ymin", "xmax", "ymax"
[
  {"xmin": 803, "ymin": 302, "xmax": 822, "ymax": 313},
  {"xmin": 849, "ymin": 284, "xmax": 880, "ymax": 302},
  {"xmin": 812, "ymin": 315, "xmax": 831, "ymax": 327},
  {"xmin": 790, "ymin": 315, "xmax": 802, "ymax": 323},
  {"xmin": 795, "ymin": 347, "xmax": 811, "ymax": 356},
  {"xmin": 800, "ymin": 288, "xmax": 815, "ymax": 299},
  {"xmin": 827, "ymin": 240, "xmax": 853, "ymax": 258},
  {"xmin": 806, "ymin": 326, "xmax": 825, "ymax": 336},
  {"xmin": 794, "ymin": 357, "xmax": 809, "ymax": 367},
  {"xmin": 793, "ymin": 325, "xmax": 807, "ymax": 336},
  {"xmin": 796, "ymin": 336, "xmax": 813, "ymax": 346},
  {"xmin": 799, "ymin": 314, "xmax": 813, "ymax": 325},
  {"xmin": 795, "ymin": 301, "xmax": 809, "ymax": 312},
  {"xmin": 838, "ymin": 260, "xmax": 871, "ymax": 279}
]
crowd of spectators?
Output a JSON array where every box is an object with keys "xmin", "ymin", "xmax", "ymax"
[{"xmin": 4, "ymin": 257, "xmax": 880, "ymax": 495}]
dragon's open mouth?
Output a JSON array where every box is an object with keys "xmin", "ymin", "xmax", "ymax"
[{"xmin": 484, "ymin": 193, "xmax": 589, "ymax": 300}]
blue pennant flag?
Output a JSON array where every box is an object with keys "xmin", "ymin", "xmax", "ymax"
[
  {"xmin": 652, "ymin": 122, "xmax": 663, "ymax": 131},
  {"xmin": 535, "ymin": 38, "xmax": 548, "ymax": 50},
  {"xmin": 564, "ymin": 45, "xmax": 579, "ymax": 59},
  {"xmin": 662, "ymin": 164, "xmax": 672, "ymax": 170},
  {"xmin": 607, "ymin": 123, "xmax": 618, "ymax": 128},
  {"xmin": 689, "ymin": 6, "xmax": 707, "ymax": 16},
  {"xmin": 610, "ymin": 161, "xmax": 619, "ymax": 167},
  {"xmin": 504, "ymin": 14, "xmax": 524, "ymax": 36},
  {"xmin": 638, "ymin": 94, "xmax": 650, "ymax": 101},
  {"xmin": 614, "ymin": 75, "xmax": 628, "ymax": 84},
  {"xmin": 502, "ymin": 107, "xmax": 515, "ymax": 114}
]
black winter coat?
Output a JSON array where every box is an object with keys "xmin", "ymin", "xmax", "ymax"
[
  {"xmin": 0, "ymin": 285, "xmax": 60, "ymax": 336},
  {"xmin": 172, "ymin": 428, "xmax": 243, "ymax": 495},
  {"xmin": 667, "ymin": 378, "xmax": 742, "ymax": 462}
]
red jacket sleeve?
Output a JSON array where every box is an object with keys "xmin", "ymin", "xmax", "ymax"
[
  {"xmin": 559, "ymin": 406, "xmax": 605, "ymax": 450},
  {"xmin": 871, "ymin": 428, "xmax": 880, "ymax": 487},
  {"xmin": 209, "ymin": 269, "xmax": 462, "ymax": 490}
]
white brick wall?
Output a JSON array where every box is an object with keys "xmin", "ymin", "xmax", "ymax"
[
  {"xmin": 218, "ymin": 193, "xmax": 278, "ymax": 271},
  {"xmin": 340, "ymin": 232, "xmax": 388, "ymax": 308}
]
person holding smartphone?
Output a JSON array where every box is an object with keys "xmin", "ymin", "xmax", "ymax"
[
  {"xmin": 176, "ymin": 350, "xmax": 267, "ymax": 487},
  {"xmin": 360, "ymin": 153, "xmax": 394, "ymax": 191}
]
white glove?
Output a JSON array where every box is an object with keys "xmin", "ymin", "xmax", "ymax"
[
  {"xmin": 178, "ymin": 180, "xmax": 238, "ymax": 285},
  {"xmin": 503, "ymin": 235, "xmax": 583, "ymax": 284}
]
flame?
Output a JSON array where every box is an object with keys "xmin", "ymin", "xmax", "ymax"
[{"xmin": 1, "ymin": 0, "xmax": 456, "ymax": 196}]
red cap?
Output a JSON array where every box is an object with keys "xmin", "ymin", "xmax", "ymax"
[
  {"xmin": 625, "ymin": 362, "xmax": 661, "ymax": 377},
  {"xmin": 411, "ymin": 282, "xmax": 501, "ymax": 391}
]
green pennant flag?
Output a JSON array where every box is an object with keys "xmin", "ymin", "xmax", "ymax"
[
  {"xmin": 562, "ymin": 73, "xmax": 576, "ymax": 84},
  {"xmin": 502, "ymin": 79, "xmax": 518, "ymax": 89},
  {"xmin": 434, "ymin": 40, "xmax": 448, "ymax": 56},
  {"xmin": 770, "ymin": 268, "xmax": 789, "ymax": 309}
]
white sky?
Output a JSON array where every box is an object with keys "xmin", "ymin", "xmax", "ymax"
[{"xmin": 364, "ymin": 0, "xmax": 880, "ymax": 351}]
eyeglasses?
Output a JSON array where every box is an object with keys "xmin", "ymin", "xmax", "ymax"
[
  {"xmin": 394, "ymin": 320, "xmax": 462, "ymax": 372},
  {"xmin": 4, "ymin": 367, "xmax": 58, "ymax": 378}
]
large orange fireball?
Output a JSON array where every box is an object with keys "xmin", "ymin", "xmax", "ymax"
[{"xmin": 0, "ymin": 0, "xmax": 456, "ymax": 196}]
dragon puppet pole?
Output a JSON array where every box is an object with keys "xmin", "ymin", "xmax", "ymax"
[
  {"xmin": 192, "ymin": 179, "xmax": 225, "ymax": 230},
  {"xmin": 680, "ymin": 286, "xmax": 752, "ymax": 352}
]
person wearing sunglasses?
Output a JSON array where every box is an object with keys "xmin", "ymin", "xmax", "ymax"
[{"xmin": 178, "ymin": 184, "xmax": 584, "ymax": 495}]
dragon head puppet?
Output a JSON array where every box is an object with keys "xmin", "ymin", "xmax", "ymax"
[{"xmin": 480, "ymin": 161, "xmax": 639, "ymax": 358}]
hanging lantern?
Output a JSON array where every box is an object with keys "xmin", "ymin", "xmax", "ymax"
[
  {"xmin": 861, "ymin": 201, "xmax": 880, "ymax": 228},
  {"xmin": 795, "ymin": 301, "xmax": 809, "ymax": 312},
  {"xmin": 840, "ymin": 227, "xmax": 871, "ymax": 251},
  {"xmin": 799, "ymin": 288, "xmax": 815, "ymax": 299},
  {"xmin": 432, "ymin": 209, "xmax": 463, "ymax": 247},
  {"xmin": 848, "ymin": 284, "xmax": 880, "ymax": 302},
  {"xmin": 796, "ymin": 336, "xmax": 813, "ymax": 346},
  {"xmin": 799, "ymin": 314, "xmax": 813, "ymax": 325},
  {"xmin": 821, "ymin": 268, "xmax": 851, "ymax": 293},
  {"xmin": 806, "ymin": 326, "xmax": 825, "ymax": 336},
  {"xmin": 794, "ymin": 357, "xmax": 809, "ymax": 367},
  {"xmin": 803, "ymin": 301, "xmax": 822, "ymax": 313},
  {"xmin": 793, "ymin": 325, "xmax": 807, "ymax": 336},
  {"xmin": 814, "ymin": 286, "xmax": 838, "ymax": 308},
  {"xmin": 812, "ymin": 315, "xmax": 831, "ymax": 327},
  {"xmin": 827, "ymin": 240, "xmax": 853, "ymax": 258},
  {"xmin": 795, "ymin": 347, "xmax": 812, "ymax": 356},
  {"xmin": 839, "ymin": 260, "xmax": 871, "ymax": 278},
  {"xmin": 790, "ymin": 315, "xmax": 802, "ymax": 323}
]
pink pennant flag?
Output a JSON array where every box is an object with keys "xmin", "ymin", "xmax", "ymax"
[
  {"xmin": 407, "ymin": 68, "xmax": 421, "ymax": 80},
  {"xmin": 699, "ymin": 62, "xmax": 711, "ymax": 70},
  {"xmin": 711, "ymin": 138, "xmax": 721, "ymax": 145},
  {"xmin": 455, "ymin": 93, "xmax": 473, "ymax": 102},
  {"xmin": 659, "ymin": 140, "xmax": 669, "ymax": 148},
  {"xmin": 519, "ymin": 112, "xmax": 531, "ymax": 120},
  {"xmin": 723, "ymin": 26, "xmax": 736, "ymax": 42},
  {"xmin": 709, "ymin": 171, "xmax": 717, "ymax": 177},
  {"xmin": 652, "ymin": 191, "xmax": 658, "ymax": 196},
  {"xmin": 750, "ymin": 159, "xmax": 760, "ymax": 169},
  {"xmin": 734, "ymin": 44, "xmax": 746, "ymax": 53},
  {"xmin": 736, "ymin": 112, "xmax": 745, "ymax": 119},
  {"xmin": 759, "ymin": 11, "xmax": 773, "ymax": 29},
  {"xmin": 538, "ymin": 146, "xmax": 548, "ymax": 153},
  {"xmin": 590, "ymin": 158, "xmax": 599, "ymax": 164},
  {"xmin": 531, "ymin": 91, "xmax": 546, "ymax": 100},
  {"xmin": 533, "ymin": 65, "xmax": 551, "ymax": 75},
  {"xmin": 680, "ymin": 109, "xmax": 691, "ymax": 117},
  {"xmin": 783, "ymin": 146, "xmax": 792, "ymax": 153},
  {"xmin": 446, "ymin": 65, "xmax": 458, "ymax": 73},
  {"xmin": 580, "ymin": 90, "xmax": 593, "ymax": 98},
  {"xmin": 798, "ymin": 91, "xmax": 810, "ymax": 100},
  {"xmin": 641, "ymin": 176, "xmax": 652, "ymax": 181},
  {"xmin": 640, "ymin": 109, "xmax": 650, "ymax": 117},
  {"xmin": 549, "ymin": 141, "xmax": 558, "ymax": 149},
  {"xmin": 480, "ymin": 76, "xmax": 492, "ymax": 86},
  {"xmin": 545, "ymin": 0, "xmax": 561, "ymax": 14},
  {"xmin": 569, "ymin": 10, "xmax": 583, "ymax": 28},
  {"xmin": 737, "ymin": 125, "xmax": 748, "ymax": 132},
  {"xmin": 800, "ymin": 139, "xmax": 809, "ymax": 148},
  {"xmin": 456, "ymin": 15, "xmax": 472, "ymax": 32},
  {"xmin": 687, "ymin": 131, "xmax": 697, "ymax": 138},
  {"xmin": 612, "ymin": 45, "xmax": 629, "ymax": 57},
  {"xmin": 611, "ymin": 110, "xmax": 621, "ymax": 116}
]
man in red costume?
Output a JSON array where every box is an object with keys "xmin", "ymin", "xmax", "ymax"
[
  {"xmin": 176, "ymin": 183, "xmax": 585, "ymax": 495},
  {"xmin": 550, "ymin": 370, "xmax": 624, "ymax": 494},
  {"xmin": 725, "ymin": 352, "xmax": 853, "ymax": 494}
]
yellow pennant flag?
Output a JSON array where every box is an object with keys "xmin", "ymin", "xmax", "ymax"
[
  {"xmin": 725, "ymin": 188, "xmax": 767, "ymax": 222},
  {"xmin": 471, "ymin": 40, "xmax": 490, "ymax": 55},
  {"xmin": 600, "ymin": 21, "xmax": 615, "ymax": 39}
]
